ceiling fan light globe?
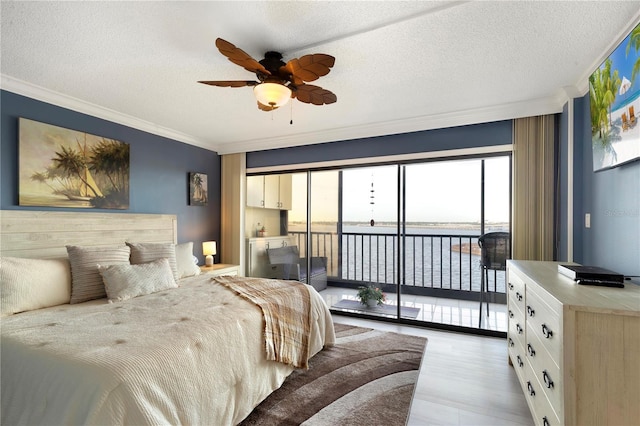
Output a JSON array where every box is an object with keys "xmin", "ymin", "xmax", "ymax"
[{"xmin": 254, "ymin": 83, "xmax": 291, "ymax": 108}]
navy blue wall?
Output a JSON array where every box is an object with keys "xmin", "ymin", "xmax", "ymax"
[
  {"xmin": 574, "ymin": 93, "xmax": 640, "ymax": 278},
  {"xmin": 247, "ymin": 120, "xmax": 512, "ymax": 168},
  {"xmin": 1, "ymin": 90, "xmax": 220, "ymax": 261}
]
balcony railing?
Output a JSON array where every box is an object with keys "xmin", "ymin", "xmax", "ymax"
[{"xmin": 289, "ymin": 229, "xmax": 507, "ymax": 304}]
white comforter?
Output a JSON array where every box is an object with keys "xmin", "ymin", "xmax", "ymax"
[{"xmin": 1, "ymin": 274, "xmax": 335, "ymax": 425}]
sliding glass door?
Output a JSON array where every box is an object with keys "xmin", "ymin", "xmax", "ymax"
[
  {"xmin": 272, "ymin": 154, "xmax": 511, "ymax": 333},
  {"xmin": 340, "ymin": 166, "xmax": 400, "ymax": 317}
]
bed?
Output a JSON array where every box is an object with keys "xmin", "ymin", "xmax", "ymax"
[{"xmin": 0, "ymin": 211, "xmax": 335, "ymax": 425}]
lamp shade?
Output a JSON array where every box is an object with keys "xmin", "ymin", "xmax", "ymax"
[
  {"xmin": 202, "ymin": 241, "xmax": 217, "ymax": 266},
  {"xmin": 253, "ymin": 83, "xmax": 292, "ymax": 108}
]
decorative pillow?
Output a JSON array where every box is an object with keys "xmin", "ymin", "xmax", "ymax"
[
  {"xmin": 175, "ymin": 242, "xmax": 201, "ymax": 279},
  {"xmin": 127, "ymin": 242, "xmax": 178, "ymax": 281},
  {"xmin": 67, "ymin": 245, "xmax": 131, "ymax": 304},
  {"xmin": 97, "ymin": 258, "xmax": 178, "ymax": 302},
  {"xmin": 1, "ymin": 257, "xmax": 71, "ymax": 316}
]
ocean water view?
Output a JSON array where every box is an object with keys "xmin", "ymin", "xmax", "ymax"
[{"xmin": 291, "ymin": 222, "xmax": 509, "ymax": 294}]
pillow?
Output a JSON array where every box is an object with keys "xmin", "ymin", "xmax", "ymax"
[
  {"xmin": 175, "ymin": 242, "xmax": 201, "ymax": 279},
  {"xmin": 67, "ymin": 245, "xmax": 131, "ymax": 304},
  {"xmin": 127, "ymin": 242, "xmax": 178, "ymax": 281},
  {"xmin": 98, "ymin": 258, "xmax": 178, "ymax": 302},
  {"xmin": 1, "ymin": 257, "xmax": 71, "ymax": 316}
]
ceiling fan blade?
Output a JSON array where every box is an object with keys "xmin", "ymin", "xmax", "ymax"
[
  {"xmin": 284, "ymin": 54, "xmax": 335, "ymax": 83},
  {"xmin": 215, "ymin": 38, "xmax": 271, "ymax": 76},
  {"xmin": 293, "ymin": 84, "xmax": 337, "ymax": 106},
  {"xmin": 198, "ymin": 80, "xmax": 258, "ymax": 88},
  {"xmin": 257, "ymin": 101, "xmax": 278, "ymax": 112}
]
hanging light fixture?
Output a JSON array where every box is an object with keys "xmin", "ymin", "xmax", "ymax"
[{"xmin": 253, "ymin": 82, "xmax": 292, "ymax": 109}]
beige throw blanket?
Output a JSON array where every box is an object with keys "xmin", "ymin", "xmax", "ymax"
[{"xmin": 215, "ymin": 276, "xmax": 312, "ymax": 368}]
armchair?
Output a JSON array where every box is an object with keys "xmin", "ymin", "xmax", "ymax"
[{"xmin": 266, "ymin": 245, "xmax": 328, "ymax": 292}]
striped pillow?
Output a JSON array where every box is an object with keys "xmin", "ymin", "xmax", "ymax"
[
  {"xmin": 126, "ymin": 242, "xmax": 178, "ymax": 281},
  {"xmin": 66, "ymin": 245, "xmax": 131, "ymax": 304}
]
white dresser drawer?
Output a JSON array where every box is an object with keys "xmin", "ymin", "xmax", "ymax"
[
  {"xmin": 526, "ymin": 322, "xmax": 562, "ymax": 416},
  {"xmin": 523, "ymin": 361, "xmax": 561, "ymax": 426},
  {"xmin": 508, "ymin": 269, "xmax": 526, "ymax": 314},
  {"xmin": 526, "ymin": 286, "xmax": 562, "ymax": 366},
  {"xmin": 508, "ymin": 340, "xmax": 528, "ymax": 384},
  {"xmin": 508, "ymin": 305, "xmax": 526, "ymax": 353}
]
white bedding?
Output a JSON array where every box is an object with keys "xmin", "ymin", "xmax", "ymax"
[{"xmin": 1, "ymin": 274, "xmax": 335, "ymax": 425}]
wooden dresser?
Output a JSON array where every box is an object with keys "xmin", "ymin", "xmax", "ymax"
[{"xmin": 506, "ymin": 260, "xmax": 640, "ymax": 426}]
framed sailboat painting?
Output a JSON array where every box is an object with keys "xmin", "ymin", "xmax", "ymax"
[{"xmin": 18, "ymin": 118, "xmax": 130, "ymax": 209}]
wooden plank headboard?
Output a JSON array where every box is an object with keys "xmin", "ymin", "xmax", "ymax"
[{"xmin": 1, "ymin": 210, "xmax": 177, "ymax": 259}]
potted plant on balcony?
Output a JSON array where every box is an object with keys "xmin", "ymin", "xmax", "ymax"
[{"xmin": 357, "ymin": 285, "xmax": 386, "ymax": 308}]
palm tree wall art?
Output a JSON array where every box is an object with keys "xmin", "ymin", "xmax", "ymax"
[
  {"xmin": 589, "ymin": 21, "xmax": 640, "ymax": 171},
  {"xmin": 189, "ymin": 172, "xmax": 208, "ymax": 206},
  {"xmin": 19, "ymin": 118, "xmax": 130, "ymax": 209}
]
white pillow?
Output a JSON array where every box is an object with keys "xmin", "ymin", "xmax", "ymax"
[
  {"xmin": 67, "ymin": 245, "xmax": 131, "ymax": 304},
  {"xmin": 1, "ymin": 257, "xmax": 71, "ymax": 316},
  {"xmin": 127, "ymin": 242, "xmax": 179, "ymax": 281},
  {"xmin": 175, "ymin": 242, "xmax": 201, "ymax": 279},
  {"xmin": 98, "ymin": 258, "xmax": 177, "ymax": 302}
]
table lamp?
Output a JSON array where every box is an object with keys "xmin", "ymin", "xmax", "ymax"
[{"xmin": 202, "ymin": 241, "xmax": 217, "ymax": 266}]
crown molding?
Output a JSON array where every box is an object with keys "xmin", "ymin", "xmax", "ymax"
[
  {"xmin": 2, "ymin": 74, "xmax": 565, "ymax": 156},
  {"xmin": 0, "ymin": 74, "xmax": 216, "ymax": 152},
  {"xmin": 217, "ymin": 95, "xmax": 564, "ymax": 154}
]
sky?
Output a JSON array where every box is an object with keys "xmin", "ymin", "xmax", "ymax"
[
  {"xmin": 598, "ymin": 23, "xmax": 639, "ymax": 112},
  {"xmin": 289, "ymin": 156, "xmax": 510, "ymax": 223}
]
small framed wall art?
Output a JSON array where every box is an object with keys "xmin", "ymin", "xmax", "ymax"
[{"xmin": 189, "ymin": 172, "xmax": 208, "ymax": 206}]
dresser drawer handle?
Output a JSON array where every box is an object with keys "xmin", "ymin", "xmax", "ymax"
[
  {"xmin": 516, "ymin": 324, "xmax": 523, "ymax": 334},
  {"xmin": 516, "ymin": 355, "xmax": 524, "ymax": 368},
  {"xmin": 527, "ymin": 343, "xmax": 536, "ymax": 357},
  {"xmin": 543, "ymin": 370, "xmax": 554, "ymax": 389},
  {"xmin": 526, "ymin": 305, "xmax": 535, "ymax": 317},
  {"xmin": 516, "ymin": 291, "xmax": 523, "ymax": 301},
  {"xmin": 527, "ymin": 381, "xmax": 536, "ymax": 396},
  {"xmin": 509, "ymin": 310, "xmax": 514, "ymax": 318},
  {"xmin": 541, "ymin": 324, "xmax": 553, "ymax": 339},
  {"xmin": 508, "ymin": 337, "xmax": 515, "ymax": 347},
  {"xmin": 543, "ymin": 416, "xmax": 550, "ymax": 426}
]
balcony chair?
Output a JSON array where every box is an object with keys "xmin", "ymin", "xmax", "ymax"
[
  {"xmin": 266, "ymin": 245, "xmax": 328, "ymax": 292},
  {"xmin": 478, "ymin": 232, "xmax": 510, "ymax": 326}
]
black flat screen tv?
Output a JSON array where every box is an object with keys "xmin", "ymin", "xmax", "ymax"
[{"xmin": 589, "ymin": 22, "xmax": 640, "ymax": 171}]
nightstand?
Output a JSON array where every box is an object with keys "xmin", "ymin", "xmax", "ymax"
[{"xmin": 199, "ymin": 264, "xmax": 239, "ymax": 277}]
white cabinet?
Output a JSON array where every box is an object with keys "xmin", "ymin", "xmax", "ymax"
[
  {"xmin": 246, "ymin": 236, "xmax": 294, "ymax": 277},
  {"xmin": 507, "ymin": 260, "xmax": 640, "ymax": 426},
  {"xmin": 246, "ymin": 175, "xmax": 292, "ymax": 210}
]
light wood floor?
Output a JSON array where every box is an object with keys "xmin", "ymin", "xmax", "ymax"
[{"xmin": 332, "ymin": 315, "xmax": 534, "ymax": 426}]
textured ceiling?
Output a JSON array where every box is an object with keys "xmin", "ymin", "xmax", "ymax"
[{"xmin": 2, "ymin": 1, "xmax": 640, "ymax": 154}]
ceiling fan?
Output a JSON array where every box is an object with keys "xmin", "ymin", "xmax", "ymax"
[{"xmin": 199, "ymin": 38, "xmax": 337, "ymax": 111}]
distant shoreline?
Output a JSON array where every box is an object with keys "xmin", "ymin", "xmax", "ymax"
[{"xmin": 451, "ymin": 242, "xmax": 481, "ymax": 256}]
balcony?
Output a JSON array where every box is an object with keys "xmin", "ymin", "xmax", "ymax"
[{"xmin": 290, "ymin": 228, "xmax": 508, "ymax": 332}]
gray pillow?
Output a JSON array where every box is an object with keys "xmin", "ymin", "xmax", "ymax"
[
  {"xmin": 98, "ymin": 258, "xmax": 177, "ymax": 302},
  {"xmin": 127, "ymin": 242, "xmax": 178, "ymax": 281},
  {"xmin": 66, "ymin": 245, "xmax": 131, "ymax": 304}
]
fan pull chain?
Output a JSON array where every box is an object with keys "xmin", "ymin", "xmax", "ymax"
[{"xmin": 290, "ymin": 100, "xmax": 293, "ymax": 125}]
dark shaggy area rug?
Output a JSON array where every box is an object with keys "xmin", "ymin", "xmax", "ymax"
[{"xmin": 240, "ymin": 323, "xmax": 428, "ymax": 426}]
